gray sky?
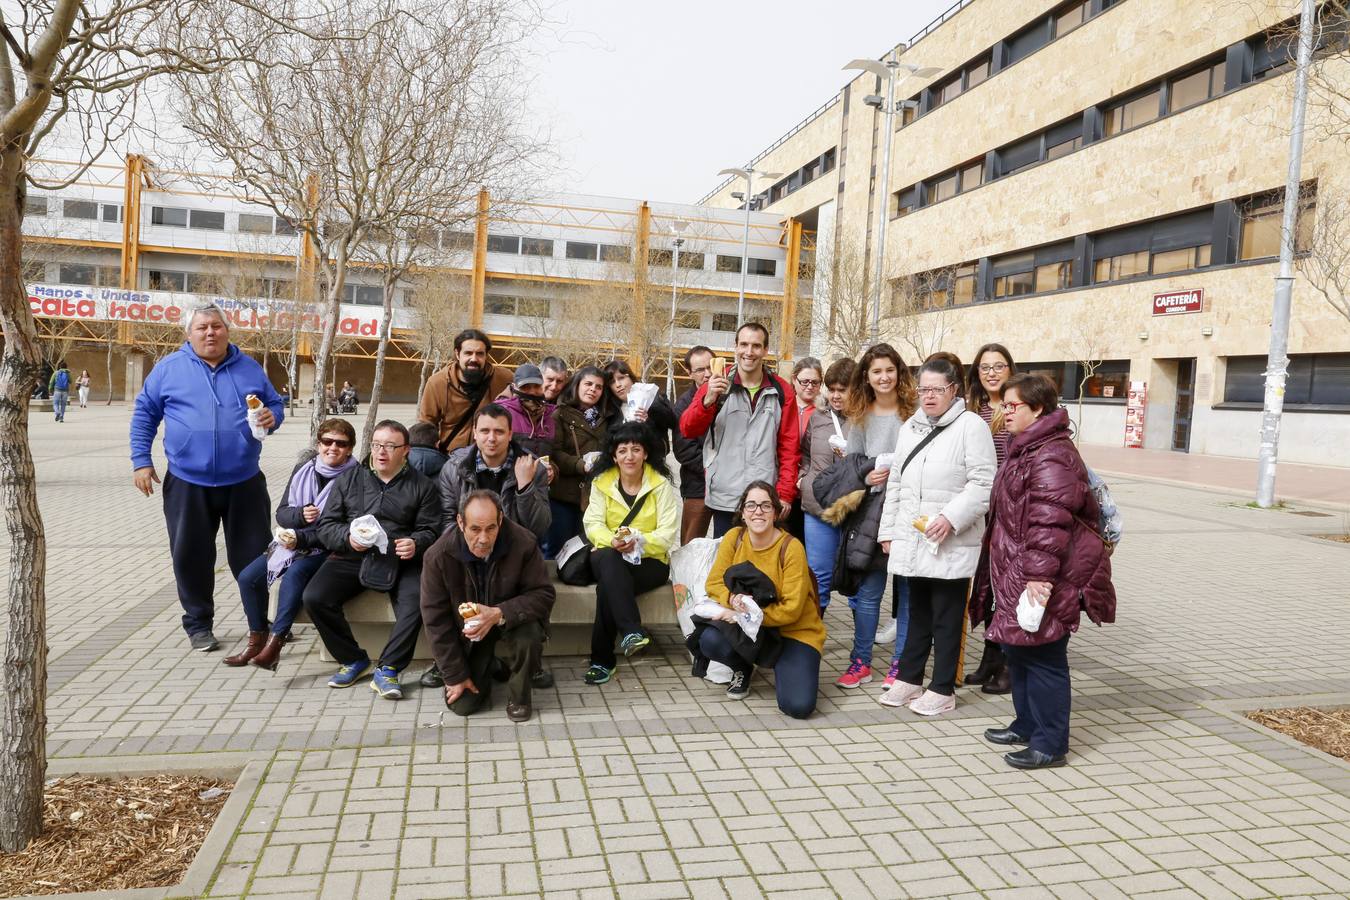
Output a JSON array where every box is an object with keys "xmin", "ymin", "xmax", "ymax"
[{"xmin": 529, "ymin": 0, "xmax": 958, "ymax": 204}]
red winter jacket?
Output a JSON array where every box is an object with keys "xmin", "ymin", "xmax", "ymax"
[{"xmin": 969, "ymin": 408, "xmax": 1115, "ymax": 646}]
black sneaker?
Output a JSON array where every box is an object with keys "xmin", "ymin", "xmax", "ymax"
[
  {"xmin": 189, "ymin": 631, "xmax": 220, "ymax": 652},
  {"xmin": 531, "ymin": 669, "xmax": 554, "ymax": 689},
  {"xmin": 726, "ymin": 670, "xmax": 750, "ymax": 700},
  {"xmin": 419, "ymin": 665, "xmax": 444, "ymax": 688},
  {"xmin": 690, "ymin": 655, "xmax": 709, "ymax": 679}
]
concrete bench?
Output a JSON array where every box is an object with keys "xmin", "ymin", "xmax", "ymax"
[
  {"xmin": 290, "ymin": 562, "xmax": 678, "ymax": 661},
  {"xmin": 31, "ymin": 399, "xmax": 53, "ymax": 411}
]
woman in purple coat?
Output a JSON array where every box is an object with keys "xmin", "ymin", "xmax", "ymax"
[{"xmin": 970, "ymin": 374, "xmax": 1115, "ymax": 770}]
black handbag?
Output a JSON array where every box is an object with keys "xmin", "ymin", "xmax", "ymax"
[
  {"xmin": 359, "ymin": 549, "xmax": 400, "ymax": 592},
  {"xmin": 556, "ymin": 490, "xmax": 649, "ymax": 586}
]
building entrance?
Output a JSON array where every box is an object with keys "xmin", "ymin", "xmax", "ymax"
[{"xmin": 1172, "ymin": 358, "xmax": 1196, "ymax": 452}]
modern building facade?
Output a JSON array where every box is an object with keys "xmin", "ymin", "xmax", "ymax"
[
  {"xmin": 24, "ymin": 156, "xmax": 808, "ymax": 402},
  {"xmin": 702, "ymin": 0, "xmax": 1350, "ymax": 467}
]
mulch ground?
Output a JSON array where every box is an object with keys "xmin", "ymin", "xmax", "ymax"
[
  {"xmin": 0, "ymin": 775, "xmax": 231, "ymax": 897},
  {"xmin": 1247, "ymin": 706, "xmax": 1350, "ymax": 762}
]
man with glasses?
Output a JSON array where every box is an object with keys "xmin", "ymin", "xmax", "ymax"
[
  {"xmin": 130, "ymin": 304, "xmax": 283, "ymax": 652},
  {"xmin": 672, "ymin": 345, "xmax": 715, "ymax": 545},
  {"xmin": 302, "ymin": 420, "xmax": 442, "ymax": 699}
]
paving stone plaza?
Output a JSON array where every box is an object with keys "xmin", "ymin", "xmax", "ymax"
[{"xmin": 10, "ymin": 403, "xmax": 1350, "ymax": 898}]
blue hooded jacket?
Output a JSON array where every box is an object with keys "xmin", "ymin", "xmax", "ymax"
[{"xmin": 130, "ymin": 342, "xmax": 284, "ymax": 487}]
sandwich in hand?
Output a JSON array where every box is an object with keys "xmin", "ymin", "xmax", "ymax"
[{"xmin": 458, "ymin": 602, "xmax": 479, "ymax": 619}]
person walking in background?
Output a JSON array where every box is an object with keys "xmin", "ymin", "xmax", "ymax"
[
  {"xmin": 877, "ymin": 357, "xmax": 995, "ymax": 716},
  {"xmin": 419, "ymin": 328, "xmax": 513, "ymax": 453},
  {"xmin": 831, "ymin": 344, "xmax": 916, "ymax": 690},
  {"xmin": 678, "ymin": 322, "xmax": 799, "ymax": 537},
  {"xmin": 226, "ymin": 417, "xmax": 359, "ymax": 670},
  {"xmin": 548, "ymin": 366, "xmax": 610, "ymax": 553},
  {"xmin": 971, "ymin": 373, "xmax": 1115, "ymax": 768},
  {"xmin": 800, "ymin": 357, "xmax": 855, "ymax": 610},
  {"xmin": 48, "ymin": 362, "xmax": 71, "ymax": 422},
  {"xmin": 786, "ymin": 357, "xmax": 823, "ymax": 539},
  {"xmin": 539, "ymin": 356, "xmax": 570, "ymax": 404},
  {"xmin": 672, "ymin": 345, "xmax": 715, "ymax": 545},
  {"xmin": 130, "ymin": 304, "xmax": 283, "ymax": 652},
  {"xmin": 582, "ymin": 422, "xmax": 679, "ymax": 685},
  {"xmin": 76, "ymin": 369, "xmax": 91, "ymax": 408},
  {"xmin": 964, "ymin": 342, "xmax": 1018, "ymax": 694}
]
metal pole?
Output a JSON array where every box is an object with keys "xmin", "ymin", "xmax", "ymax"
[
  {"xmin": 737, "ymin": 173, "xmax": 752, "ymax": 327},
  {"xmin": 869, "ymin": 60, "xmax": 897, "ymax": 344},
  {"xmin": 1255, "ymin": 0, "xmax": 1316, "ymax": 508},
  {"xmin": 667, "ymin": 238, "xmax": 681, "ymax": 397}
]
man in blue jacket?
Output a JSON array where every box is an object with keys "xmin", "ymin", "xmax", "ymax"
[{"xmin": 130, "ymin": 304, "xmax": 284, "ymax": 652}]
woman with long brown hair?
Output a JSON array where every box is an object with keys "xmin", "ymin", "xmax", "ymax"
[{"xmin": 964, "ymin": 343, "xmax": 1017, "ymax": 693}]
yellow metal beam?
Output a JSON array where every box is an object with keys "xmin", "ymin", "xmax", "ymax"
[
  {"xmin": 631, "ymin": 201, "xmax": 650, "ymax": 374},
  {"xmin": 120, "ymin": 153, "xmax": 144, "ymax": 290},
  {"xmin": 780, "ymin": 219, "xmax": 802, "ymax": 364},
  {"xmin": 470, "ymin": 188, "xmax": 489, "ymax": 327}
]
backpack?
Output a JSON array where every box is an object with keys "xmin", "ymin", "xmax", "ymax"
[
  {"xmin": 54, "ymin": 370, "xmax": 70, "ymax": 391},
  {"xmin": 1085, "ymin": 467, "xmax": 1123, "ymax": 555}
]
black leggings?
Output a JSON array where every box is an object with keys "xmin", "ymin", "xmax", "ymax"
[
  {"xmin": 589, "ymin": 549, "xmax": 669, "ymax": 668},
  {"xmin": 895, "ymin": 576, "xmax": 969, "ymax": 696}
]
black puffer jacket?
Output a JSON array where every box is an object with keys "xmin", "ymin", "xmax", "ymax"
[
  {"xmin": 812, "ymin": 453, "xmax": 885, "ymax": 593},
  {"xmin": 315, "ymin": 463, "xmax": 442, "ymax": 560}
]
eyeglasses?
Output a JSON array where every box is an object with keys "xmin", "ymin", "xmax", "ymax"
[
  {"xmin": 370, "ymin": 441, "xmax": 406, "ymax": 452},
  {"xmin": 978, "ymin": 363, "xmax": 1009, "ymax": 374},
  {"xmin": 916, "ymin": 385, "xmax": 954, "ymax": 396},
  {"xmin": 318, "ymin": 437, "xmax": 352, "ymax": 448},
  {"xmin": 795, "ymin": 378, "xmax": 821, "ymax": 388},
  {"xmin": 1001, "ymin": 401, "xmax": 1029, "ymax": 413},
  {"xmin": 742, "ymin": 501, "xmax": 776, "ymax": 513}
]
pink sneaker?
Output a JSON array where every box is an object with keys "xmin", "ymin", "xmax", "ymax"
[
  {"xmin": 878, "ymin": 680, "xmax": 923, "ymax": 708},
  {"xmin": 908, "ymin": 689, "xmax": 956, "ymax": 716},
  {"xmin": 835, "ymin": 659, "xmax": 872, "ymax": 688},
  {"xmin": 882, "ymin": 660, "xmax": 900, "ymax": 688}
]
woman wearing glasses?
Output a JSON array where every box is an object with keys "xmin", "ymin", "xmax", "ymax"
[
  {"xmin": 696, "ymin": 481, "xmax": 824, "ymax": 717},
  {"xmin": 964, "ymin": 343, "xmax": 1018, "ymax": 693},
  {"xmin": 876, "ymin": 357, "xmax": 995, "ymax": 716},
  {"xmin": 787, "ymin": 357, "xmax": 824, "ymax": 539},
  {"xmin": 225, "ymin": 418, "xmax": 360, "ymax": 669},
  {"xmin": 970, "ymin": 374, "xmax": 1115, "ymax": 768}
]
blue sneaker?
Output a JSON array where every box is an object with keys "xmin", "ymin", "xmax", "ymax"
[
  {"xmin": 583, "ymin": 664, "xmax": 612, "ymax": 685},
  {"xmin": 618, "ymin": 632, "xmax": 650, "ymax": 658},
  {"xmin": 370, "ymin": 665, "xmax": 403, "ymax": 700},
  {"xmin": 327, "ymin": 658, "xmax": 372, "ymax": 688}
]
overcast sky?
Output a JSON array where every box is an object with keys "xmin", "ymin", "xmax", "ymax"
[{"xmin": 527, "ymin": 0, "xmax": 957, "ymax": 204}]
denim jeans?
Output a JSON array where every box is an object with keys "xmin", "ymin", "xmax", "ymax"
[
  {"xmin": 1003, "ymin": 635, "xmax": 1072, "ymax": 756},
  {"xmin": 237, "ymin": 550, "xmax": 326, "ymax": 635},
  {"xmin": 52, "ymin": 389, "xmax": 69, "ymax": 421},
  {"xmin": 887, "ymin": 575, "xmax": 911, "ymax": 669},
  {"xmin": 698, "ymin": 630, "xmax": 820, "ymax": 719},
  {"xmin": 544, "ymin": 499, "xmax": 582, "ymax": 560},
  {"xmin": 802, "ymin": 513, "xmax": 840, "ymax": 607},
  {"xmin": 848, "ymin": 569, "xmax": 889, "ymax": 665}
]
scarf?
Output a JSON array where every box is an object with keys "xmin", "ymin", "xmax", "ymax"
[
  {"xmin": 265, "ymin": 455, "xmax": 358, "ymax": 584},
  {"xmin": 583, "ymin": 405, "xmax": 601, "ymax": 426}
]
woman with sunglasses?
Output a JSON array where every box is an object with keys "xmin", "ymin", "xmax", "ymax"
[
  {"xmin": 964, "ymin": 343, "xmax": 1018, "ymax": 693},
  {"xmin": 225, "ymin": 418, "xmax": 360, "ymax": 670},
  {"xmin": 696, "ymin": 481, "xmax": 824, "ymax": 717},
  {"xmin": 970, "ymin": 374, "xmax": 1115, "ymax": 768}
]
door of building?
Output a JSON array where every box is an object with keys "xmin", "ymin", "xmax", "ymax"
[{"xmin": 1172, "ymin": 358, "xmax": 1195, "ymax": 452}]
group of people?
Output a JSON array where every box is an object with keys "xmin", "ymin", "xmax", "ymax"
[
  {"xmin": 41, "ymin": 362, "xmax": 92, "ymax": 421},
  {"xmin": 129, "ymin": 305, "xmax": 1115, "ymax": 766}
]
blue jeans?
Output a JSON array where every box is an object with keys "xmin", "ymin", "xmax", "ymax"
[
  {"xmin": 544, "ymin": 499, "xmax": 583, "ymax": 560},
  {"xmin": 847, "ymin": 569, "xmax": 889, "ymax": 665},
  {"xmin": 52, "ymin": 390, "xmax": 69, "ymax": 420},
  {"xmin": 237, "ymin": 550, "xmax": 326, "ymax": 634},
  {"xmin": 1003, "ymin": 635, "xmax": 1072, "ymax": 756},
  {"xmin": 803, "ymin": 513, "xmax": 840, "ymax": 607},
  {"xmin": 888, "ymin": 575, "xmax": 911, "ymax": 668},
  {"xmin": 699, "ymin": 629, "xmax": 820, "ymax": 719}
]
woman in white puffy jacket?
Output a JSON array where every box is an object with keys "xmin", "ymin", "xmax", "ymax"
[{"xmin": 876, "ymin": 357, "xmax": 996, "ymax": 716}]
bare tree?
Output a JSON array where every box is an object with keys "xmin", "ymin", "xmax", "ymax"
[
  {"xmin": 1298, "ymin": 185, "xmax": 1350, "ymax": 323},
  {"xmin": 809, "ymin": 232, "xmax": 873, "ymax": 360},
  {"xmin": 407, "ymin": 268, "xmax": 472, "ymax": 399},
  {"xmin": 889, "ymin": 265, "xmax": 956, "ymax": 365},
  {"xmin": 1060, "ymin": 316, "xmax": 1113, "ymax": 443}
]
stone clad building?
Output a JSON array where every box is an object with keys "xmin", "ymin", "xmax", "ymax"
[{"xmin": 702, "ymin": 0, "xmax": 1350, "ymax": 466}]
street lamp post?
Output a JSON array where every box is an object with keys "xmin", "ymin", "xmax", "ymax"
[
  {"xmin": 843, "ymin": 55, "xmax": 941, "ymax": 344},
  {"xmin": 666, "ymin": 220, "xmax": 689, "ymax": 398},
  {"xmin": 718, "ymin": 166, "xmax": 781, "ymax": 328}
]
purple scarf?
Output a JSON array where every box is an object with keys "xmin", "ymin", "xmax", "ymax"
[{"xmin": 265, "ymin": 455, "xmax": 358, "ymax": 584}]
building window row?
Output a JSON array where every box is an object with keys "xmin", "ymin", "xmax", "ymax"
[
  {"xmin": 763, "ymin": 148, "xmax": 837, "ymax": 207},
  {"xmin": 1020, "ymin": 359, "xmax": 1131, "ymax": 403},
  {"xmin": 484, "ymin": 294, "xmax": 549, "ymax": 319},
  {"xmin": 1224, "ymin": 353, "xmax": 1350, "ymax": 408},
  {"xmin": 893, "ymin": 184, "xmax": 1315, "ymax": 309},
  {"xmin": 892, "ymin": 13, "xmax": 1338, "ymax": 217}
]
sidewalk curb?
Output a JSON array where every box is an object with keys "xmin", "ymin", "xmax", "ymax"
[{"xmin": 1091, "ymin": 466, "xmax": 1350, "ymax": 513}]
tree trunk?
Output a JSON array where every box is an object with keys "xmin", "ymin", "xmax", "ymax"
[
  {"xmin": 0, "ymin": 149, "xmax": 50, "ymax": 853},
  {"xmin": 360, "ymin": 280, "xmax": 396, "ymax": 456},
  {"xmin": 417, "ymin": 349, "xmax": 431, "ymax": 403},
  {"xmin": 309, "ymin": 249, "xmax": 349, "ymax": 440},
  {"xmin": 104, "ymin": 336, "xmax": 114, "ymax": 405}
]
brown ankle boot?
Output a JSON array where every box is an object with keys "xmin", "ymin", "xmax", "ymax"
[
  {"xmin": 982, "ymin": 665, "xmax": 1011, "ymax": 695},
  {"xmin": 249, "ymin": 633, "xmax": 285, "ymax": 672},
  {"xmin": 224, "ymin": 631, "xmax": 267, "ymax": 666}
]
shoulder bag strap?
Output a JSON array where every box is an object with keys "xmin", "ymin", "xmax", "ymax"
[
  {"xmin": 898, "ymin": 423, "xmax": 950, "ymax": 477},
  {"xmin": 618, "ymin": 489, "xmax": 649, "ymax": 529}
]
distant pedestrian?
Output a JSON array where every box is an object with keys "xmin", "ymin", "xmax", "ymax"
[
  {"xmin": 48, "ymin": 363, "xmax": 71, "ymax": 422},
  {"xmin": 76, "ymin": 369, "xmax": 91, "ymax": 408},
  {"xmin": 129, "ymin": 304, "xmax": 283, "ymax": 652}
]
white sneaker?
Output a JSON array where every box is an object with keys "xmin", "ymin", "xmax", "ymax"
[
  {"xmin": 878, "ymin": 680, "xmax": 924, "ymax": 707},
  {"xmin": 908, "ymin": 690, "xmax": 956, "ymax": 716},
  {"xmin": 874, "ymin": 618, "xmax": 897, "ymax": 645}
]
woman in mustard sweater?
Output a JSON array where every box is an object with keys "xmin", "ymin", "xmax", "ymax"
[{"xmin": 699, "ymin": 480, "xmax": 826, "ymax": 718}]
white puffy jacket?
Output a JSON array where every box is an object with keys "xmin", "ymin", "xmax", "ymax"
[{"xmin": 877, "ymin": 399, "xmax": 996, "ymax": 580}]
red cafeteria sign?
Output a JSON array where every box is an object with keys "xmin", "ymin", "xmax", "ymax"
[{"xmin": 1153, "ymin": 288, "xmax": 1203, "ymax": 316}]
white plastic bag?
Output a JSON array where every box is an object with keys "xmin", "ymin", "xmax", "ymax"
[
  {"xmin": 245, "ymin": 405, "xmax": 268, "ymax": 441},
  {"xmin": 623, "ymin": 382, "xmax": 659, "ymax": 421},
  {"xmin": 349, "ymin": 514, "xmax": 389, "ymax": 554},
  {"xmin": 620, "ymin": 529, "xmax": 646, "ymax": 565},
  {"xmin": 1016, "ymin": 589, "xmax": 1045, "ymax": 633},
  {"xmin": 670, "ymin": 538, "xmax": 721, "ymax": 637}
]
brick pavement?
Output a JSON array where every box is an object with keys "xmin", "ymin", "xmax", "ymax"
[{"xmin": 4, "ymin": 402, "xmax": 1350, "ymax": 898}]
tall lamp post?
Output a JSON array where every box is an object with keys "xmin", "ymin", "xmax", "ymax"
[
  {"xmin": 1256, "ymin": 0, "xmax": 1317, "ymax": 508},
  {"xmin": 717, "ymin": 166, "xmax": 781, "ymax": 328},
  {"xmin": 843, "ymin": 55, "xmax": 940, "ymax": 343},
  {"xmin": 666, "ymin": 220, "xmax": 689, "ymax": 398}
]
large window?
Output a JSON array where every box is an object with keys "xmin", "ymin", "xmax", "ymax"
[
  {"xmin": 63, "ymin": 199, "xmax": 98, "ymax": 220},
  {"xmin": 486, "ymin": 233, "xmax": 520, "ymax": 254},
  {"xmin": 189, "ymin": 210, "xmax": 226, "ymax": 231},
  {"xmin": 1035, "ymin": 261, "xmax": 1073, "ymax": 292},
  {"xmin": 566, "ymin": 241, "xmax": 598, "ymax": 261},
  {"xmin": 150, "ymin": 206, "xmax": 188, "ymax": 227},
  {"xmin": 931, "ymin": 172, "xmax": 958, "ymax": 203},
  {"xmin": 101, "ymin": 204, "xmax": 122, "ymax": 223},
  {"xmin": 1104, "ymin": 89, "xmax": 1160, "ymax": 136},
  {"xmin": 59, "ymin": 263, "xmax": 95, "ymax": 285},
  {"xmin": 953, "ymin": 264, "xmax": 977, "ymax": 304},
  {"xmin": 1240, "ymin": 193, "xmax": 1315, "ymax": 260},
  {"xmin": 965, "ymin": 56, "xmax": 991, "ymax": 89},
  {"xmin": 24, "ymin": 196, "xmax": 47, "ymax": 216},
  {"xmin": 1169, "ymin": 60, "xmax": 1226, "ymax": 112},
  {"xmin": 992, "ymin": 252, "xmax": 1036, "ymax": 298},
  {"xmin": 599, "ymin": 243, "xmax": 631, "ymax": 263},
  {"xmin": 748, "ymin": 258, "xmax": 776, "ymax": 276},
  {"xmin": 1093, "ymin": 250, "xmax": 1149, "ymax": 283},
  {"xmin": 1151, "ymin": 244, "xmax": 1211, "ymax": 274},
  {"xmin": 716, "ymin": 254, "xmax": 741, "ymax": 273},
  {"xmin": 520, "ymin": 237, "xmax": 553, "ymax": 257},
  {"xmin": 1023, "ymin": 360, "xmax": 1129, "ymax": 401},
  {"xmin": 238, "ymin": 213, "xmax": 274, "ymax": 234},
  {"xmin": 484, "ymin": 294, "xmax": 549, "ymax": 318},
  {"xmin": 148, "ymin": 270, "xmax": 187, "ymax": 291},
  {"xmin": 711, "ymin": 313, "xmax": 738, "ymax": 332},
  {"xmin": 1225, "ymin": 354, "xmax": 1350, "ymax": 406},
  {"xmin": 1055, "ymin": 1, "xmax": 1087, "ymax": 37},
  {"xmin": 343, "ymin": 284, "xmax": 383, "ymax": 305},
  {"xmin": 677, "ymin": 251, "xmax": 705, "ymax": 270}
]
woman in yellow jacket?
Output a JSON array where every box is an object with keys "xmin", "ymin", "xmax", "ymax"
[
  {"xmin": 582, "ymin": 421, "xmax": 680, "ymax": 684},
  {"xmin": 699, "ymin": 480, "xmax": 826, "ymax": 718}
]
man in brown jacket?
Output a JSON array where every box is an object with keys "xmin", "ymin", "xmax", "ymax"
[
  {"xmin": 418, "ymin": 329, "xmax": 514, "ymax": 453},
  {"xmin": 420, "ymin": 490, "xmax": 555, "ymax": 722}
]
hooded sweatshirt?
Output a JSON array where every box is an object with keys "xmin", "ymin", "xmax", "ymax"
[{"xmin": 129, "ymin": 342, "xmax": 284, "ymax": 487}]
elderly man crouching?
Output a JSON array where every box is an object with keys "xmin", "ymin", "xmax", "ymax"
[{"xmin": 421, "ymin": 490, "xmax": 555, "ymax": 723}]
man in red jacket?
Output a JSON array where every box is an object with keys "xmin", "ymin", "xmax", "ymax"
[{"xmin": 678, "ymin": 322, "xmax": 799, "ymax": 537}]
